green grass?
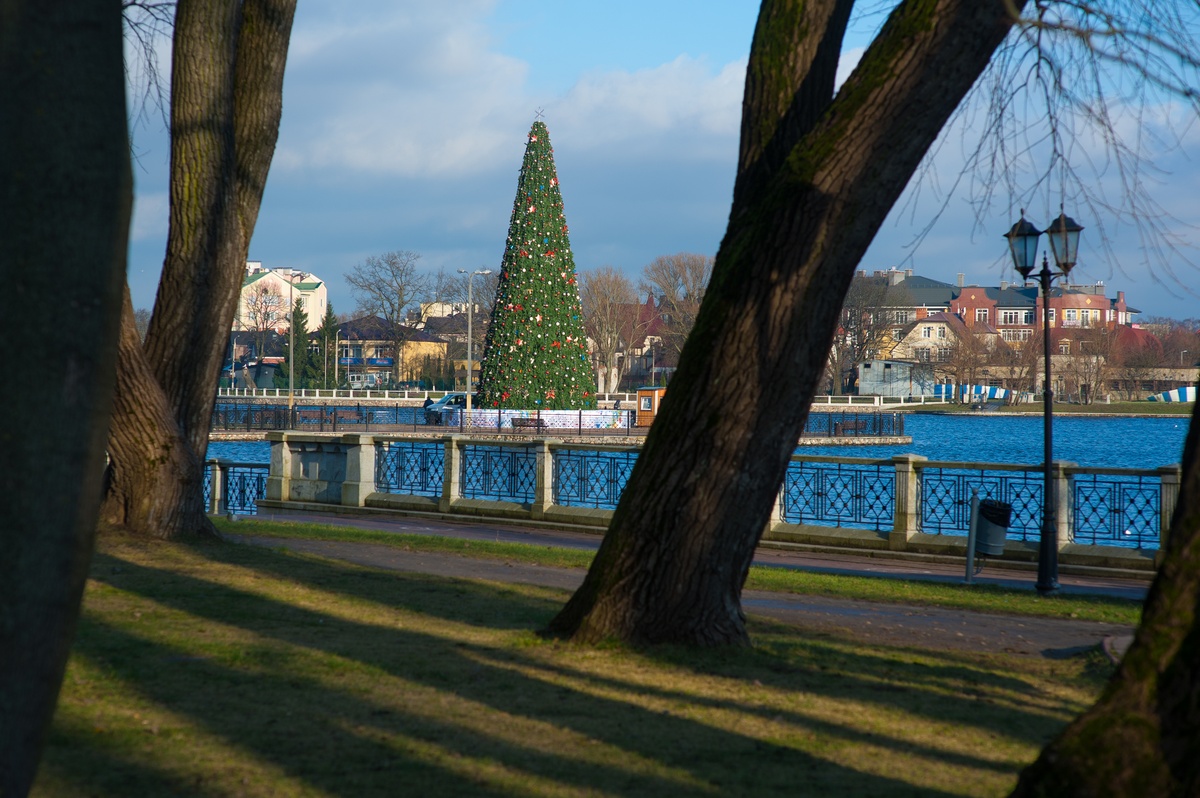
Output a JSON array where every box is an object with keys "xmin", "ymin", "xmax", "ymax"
[
  {"xmin": 36, "ymin": 533, "xmax": 1117, "ymax": 797},
  {"xmin": 216, "ymin": 518, "xmax": 1143, "ymax": 627},
  {"xmin": 925, "ymin": 401, "xmax": 1193, "ymax": 416}
]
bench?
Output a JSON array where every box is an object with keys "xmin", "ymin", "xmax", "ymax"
[
  {"xmin": 511, "ymin": 417, "xmax": 547, "ymax": 432},
  {"xmin": 832, "ymin": 420, "xmax": 868, "ymax": 436}
]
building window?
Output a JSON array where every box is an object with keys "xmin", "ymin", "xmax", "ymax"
[
  {"xmin": 922, "ymin": 326, "xmax": 933, "ymax": 338},
  {"xmin": 1024, "ymin": 310, "xmax": 1034, "ymax": 324},
  {"xmin": 1000, "ymin": 310, "xmax": 1021, "ymax": 325},
  {"xmin": 937, "ymin": 327, "xmax": 946, "ymax": 339},
  {"xmin": 1059, "ymin": 342, "xmax": 1070, "ymax": 355},
  {"xmin": 937, "ymin": 347, "xmax": 951, "ymax": 362},
  {"xmin": 1065, "ymin": 308, "xmax": 1078, "ymax": 322},
  {"xmin": 892, "ymin": 310, "xmax": 912, "ymax": 324},
  {"xmin": 916, "ymin": 348, "xmax": 932, "ymax": 362},
  {"xmin": 1047, "ymin": 308, "xmax": 1055, "ymax": 323},
  {"xmin": 1002, "ymin": 329, "xmax": 1033, "ymax": 342},
  {"xmin": 975, "ymin": 308, "xmax": 989, "ymax": 324}
]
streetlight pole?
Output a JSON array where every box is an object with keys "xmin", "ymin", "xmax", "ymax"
[
  {"xmin": 287, "ymin": 274, "xmax": 295, "ymax": 414},
  {"xmin": 458, "ymin": 268, "xmax": 493, "ymax": 412},
  {"xmin": 1005, "ymin": 208, "xmax": 1083, "ymax": 596},
  {"xmin": 334, "ymin": 328, "xmax": 341, "ymax": 391}
]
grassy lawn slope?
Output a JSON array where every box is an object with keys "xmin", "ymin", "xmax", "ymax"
[{"xmin": 35, "ymin": 533, "xmax": 1120, "ymax": 797}]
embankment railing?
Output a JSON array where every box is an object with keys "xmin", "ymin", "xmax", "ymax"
[{"xmin": 210, "ymin": 433, "xmax": 1181, "ymax": 558}]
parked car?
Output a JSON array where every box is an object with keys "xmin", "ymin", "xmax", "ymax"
[
  {"xmin": 424, "ymin": 392, "xmax": 478, "ymax": 425},
  {"xmin": 347, "ymin": 372, "xmax": 385, "ymax": 390}
]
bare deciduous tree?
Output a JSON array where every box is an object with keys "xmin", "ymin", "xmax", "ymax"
[
  {"xmin": 243, "ymin": 281, "xmax": 285, "ymax": 358},
  {"xmin": 826, "ymin": 273, "xmax": 911, "ymax": 394},
  {"xmin": 638, "ymin": 253, "xmax": 713, "ymax": 360},
  {"xmin": 345, "ymin": 250, "xmax": 429, "ymax": 383},
  {"xmin": 581, "ymin": 266, "xmax": 647, "ymax": 394},
  {"xmin": 103, "ymin": 0, "xmax": 297, "ymax": 539}
]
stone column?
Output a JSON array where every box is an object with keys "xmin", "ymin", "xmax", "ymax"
[
  {"xmin": 207, "ymin": 460, "xmax": 225, "ymax": 515},
  {"xmin": 1157, "ymin": 464, "xmax": 1182, "ymax": 564},
  {"xmin": 531, "ymin": 440, "xmax": 554, "ymax": 520},
  {"xmin": 1052, "ymin": 461, "xmax": 1073, "ymax": 548},
  {"xmin": 890, "ymin": 454, "xmax": 926, "ymax": 550},
  {"xmin": 265, "ymin": 431, "xmax": 291, "ymax": 502},
  {"xmin": 765, "ymin": 485, "xmax": 786, "ymax": 538},
  {"xmin": 341, "ymin": 434, "xmax": 376, "ymax": 507},
  {"xmin": 440, "ymin": 435, "xmax": 464, "ymax": 514}
]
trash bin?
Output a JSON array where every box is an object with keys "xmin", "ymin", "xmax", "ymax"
[{"xmin": 975, "ymin": 499, "xmax": 1012, "ymax": 556}]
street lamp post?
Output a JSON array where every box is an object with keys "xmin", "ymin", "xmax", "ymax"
[
  {"xmin": 287, "ymin": 275, "xmax": 295, "ymax": 414},
  {"xmin": 334, "ymin": 329, "xmax": 341, "ymax": 391},
  {"xmin": 1005, "ymin": 208, "xmax": 1083, "ymax": 596},
  {"xmin": 458, "ymin": 268, "xmax": 493, "ymax": 412}
]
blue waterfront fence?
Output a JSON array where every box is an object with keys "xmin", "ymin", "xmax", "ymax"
[
  {"xmin": 203, "ymin": 460, "xmax": 269, "ymax": 516},
  {"xmin": 779, "ymin": 458, "xmax": 896, "ymax": 532},
  {"xmin": 224, "ymin": 433, "xmax": 1180, "ymax": 552}
]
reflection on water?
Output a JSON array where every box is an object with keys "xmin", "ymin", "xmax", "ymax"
[{"xmin": 208, "ymin": 412, "xmax": 1191, "ymax": 470}]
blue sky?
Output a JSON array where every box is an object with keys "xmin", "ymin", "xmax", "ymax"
[{"xmin": 127, "ymin": 1, "xmax": 1200, "ymax": 321}]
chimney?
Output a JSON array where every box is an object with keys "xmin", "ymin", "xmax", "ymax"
[
  {"xmin": 1000, "ymin": 280, "xmax": 1008, "ymax": 291},
  {"xmin": 905, "ymin": 268, "xmax": 913, "ymax": 278},
  {"xmin": 1117, "ymin": 291, "xmax": 1125, "ymax": 305},
  {"xmin": 957, "ymin": 273, "xmax": 965, "ymax": 288}
]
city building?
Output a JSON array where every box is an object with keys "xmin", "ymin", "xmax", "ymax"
[{"xmin": 235, "ymin": 261, "xmax": 328, "ymax": 334}]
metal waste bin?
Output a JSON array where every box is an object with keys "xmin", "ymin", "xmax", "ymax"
[{"xmin": 974, "ymin": 499, "xmax": 1012, "ymax": 556}]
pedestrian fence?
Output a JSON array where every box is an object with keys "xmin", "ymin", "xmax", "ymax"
[
  {"xmin": 213, "ymin": 401, "xmax": 903, "ymax": 439},
  {"xmin": 206, "ymin": 433, "xmax": 1180, "ymax": 553}
]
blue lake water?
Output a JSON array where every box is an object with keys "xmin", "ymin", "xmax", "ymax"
[
  {"xmin": 207, "ymin": 412, "xmax": 1191, "ymax": 470},
  {"xmin": 800, "ymin": 413, "xmax": 1190, "ymax": 469}
]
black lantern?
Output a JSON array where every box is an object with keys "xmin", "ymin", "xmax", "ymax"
[
  {"xmin": 1045, "ymin": 210, "xmax": 1083, "ymax": 275},
  {"xmin": 1003, "ymin": 212, "xmax": 1042, "ymax": 280}
]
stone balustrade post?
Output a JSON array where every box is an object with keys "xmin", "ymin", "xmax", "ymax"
[
  {"xmin": 440, "ymin": 435, "xmax": 464, "ymax": 513},
  {"xmin": 208, "ymin": 460, "xmax": 226, "ymax": 515},
  {"xmin": 341, "ymin": 434, "xmax": 376, "ymax": 507},
  {"xmin": 1158, "ymin": 464, "xmax": 1182, "ymax": 564},
  {"xmin": 890, "ymin": 454, "xmax": 926, "ymax": 550},
  {"xmin": 766, "ymin": 484, "xmax": 785, "ymax": 536},
  {"xmin": 1052, "ymin": 461, "xmax": 1073, "ymax": 547},
  {"xmin": 531, "ymin": 440, "xmax": 554, "ymax": 520},
  {"xmin": 265, "ymin": 431, "xmax": 291, "ymax": 502}
]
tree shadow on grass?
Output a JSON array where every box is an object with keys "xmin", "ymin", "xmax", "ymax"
[
  {"xmin": 184, "ymin": 537, "xmax": 1093, "ymax": 748},
  {"xmin": 44, "ymin": 541, "xmax": 1065, "ymax": 796}
]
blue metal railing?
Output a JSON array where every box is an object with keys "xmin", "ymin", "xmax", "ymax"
[
  {"xmin": 779, "ymin": 458, "xmax": 895, "ymax": 531},
  {"xmin": 234, "ymin": 435, "xmax": 1172, "ymax": 551},
  {"xmin": 203, "ymin": 461, "xmax": 269, "ymax": 516}
]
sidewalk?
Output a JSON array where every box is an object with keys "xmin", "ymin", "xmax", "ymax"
[
  {"xmin": 238, "ymin": 509, "xmax": 1147, "ymax": 660},
  {"xmin": 249, "ymin": 508, "xmax": 1151, "ymax": 602}
]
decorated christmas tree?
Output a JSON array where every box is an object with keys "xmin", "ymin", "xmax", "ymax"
[{"xmin": 477, "ymin": 120, "xmax": 597, "ymax": 409}]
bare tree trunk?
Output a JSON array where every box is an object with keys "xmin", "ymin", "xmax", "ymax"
[
  {"xmin": 1011, "ymin": 394, "xmax": 1200, "ymax": 796},
  {"xmin": 548, "ymin": 0, "xmax": 1022, "ymax": 645},
  {"xmin": 103, "ymin": 0, "xmax": 296, "ymax": 538},
  {"xmin": 0, "ymin": 1, "xmax": 129, "ymax": 792}
]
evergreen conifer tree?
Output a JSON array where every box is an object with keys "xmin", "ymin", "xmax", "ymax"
[
  {"xmin": 274, "ymin": 297, "xmax": 321, "ymax": 389},
  {"xmin": 477, "ymin": 120, "xmax": 597, "ymax": 409}
]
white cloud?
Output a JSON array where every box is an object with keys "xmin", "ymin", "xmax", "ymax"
[
  {"xmin": 553, "ymin": 56, "xmax": 744, "ymax": 151},
  {"xmin": 130, "ymin": 191, "xmax": 168, "ymax": 242},
  {"xmin": 272, "ymin": 3, "xmax": 749, "ymax": 180}
]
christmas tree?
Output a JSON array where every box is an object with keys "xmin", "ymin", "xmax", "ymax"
[{"xmin": 477, "ymin": 120, "xmax": 597, "ymax": 409}]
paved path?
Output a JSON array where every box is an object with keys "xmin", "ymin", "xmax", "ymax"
[{"xmin": 235, "ymin": 510, "xmax": 1147, "ymax": 659}]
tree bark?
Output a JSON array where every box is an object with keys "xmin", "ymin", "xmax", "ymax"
[
  {"xmin": 1010, "ymin": 395, "xmax": 1200, "ymax": 797},
  {"xmin": 0, "ymin": 1, "xmax": 129, "ymax": 792},
  {"xmin": 102, "ymin": 0, "xmax": 296, "ymax": 538},
  {"xmin": 547, "ymin": 0, "xmax": 1023, "ymax": 645}
]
